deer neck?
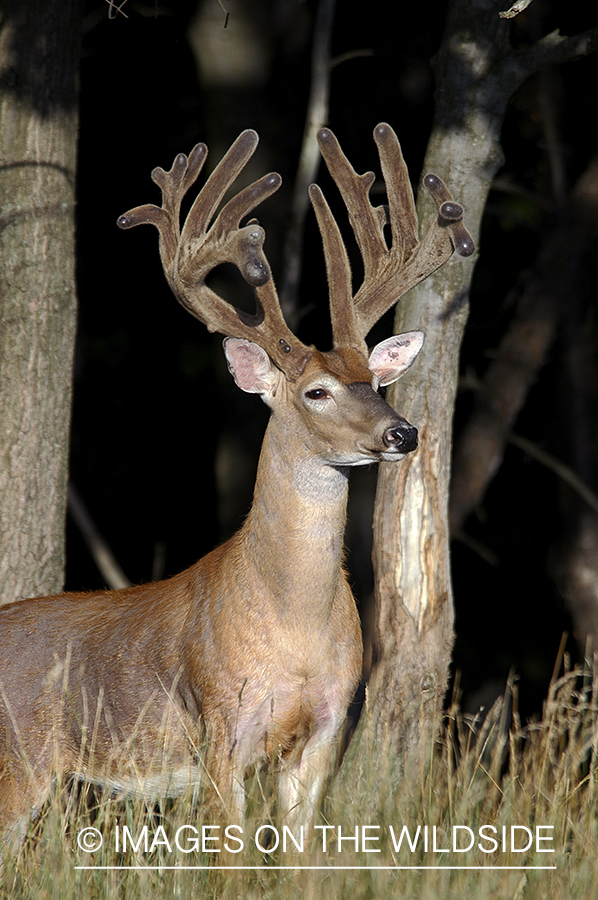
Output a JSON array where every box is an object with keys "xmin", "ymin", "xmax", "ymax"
[{"xmin": 238, "ymin": 416, "xmax": 350, "ymax": 624}]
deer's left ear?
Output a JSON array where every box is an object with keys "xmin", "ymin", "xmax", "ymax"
[{"xmin": 368, "ymin": 331, "xmax": 425, "ymax": 387}]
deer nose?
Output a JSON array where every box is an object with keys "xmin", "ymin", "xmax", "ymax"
[{"xmin": 383, "ymin": 421, "xmax": 418, "ymax": 453}]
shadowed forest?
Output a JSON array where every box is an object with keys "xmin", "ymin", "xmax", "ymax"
[{"xmin": 67, "ymin": 0, "xmax": 598, "ymax": 721}]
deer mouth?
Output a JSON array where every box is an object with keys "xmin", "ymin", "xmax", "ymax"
[
  {"xmin": 343, "ymin": 442, "xmax": 409, "ymax": 464},
  {"xmin": 379, "ymin": 447, "xmax": 410, "ymax": 462}
]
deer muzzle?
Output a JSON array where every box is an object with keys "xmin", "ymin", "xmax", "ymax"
[{"xmin": 382, "ymin": 419, "xmax": 418, "ymax": 454}]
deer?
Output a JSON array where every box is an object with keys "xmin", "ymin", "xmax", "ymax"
[{"xmin": 0, "ymin": 124, "xmax": 473, "ymax": 853}]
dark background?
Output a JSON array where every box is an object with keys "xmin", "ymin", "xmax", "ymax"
[{"xmin": 68, "ymin": 0, "xmax": 598, "ymax": 719}]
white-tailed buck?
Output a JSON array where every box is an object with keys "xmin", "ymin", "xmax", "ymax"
[{"xmin": 0, "ymin": 125, "xmax": 472, "ymax": 849}]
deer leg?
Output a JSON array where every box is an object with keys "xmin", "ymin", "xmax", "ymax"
[
  {"xmin": 277, "ymin": 728, "xmax": 339, "ymax": 835},
  {"xmin": 0, "ymin": 765, "xmax": 53, "ymax": 863}
]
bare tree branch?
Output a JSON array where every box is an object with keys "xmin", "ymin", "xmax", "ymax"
[
  {"xmin": 68, "ymin": 484, "xmax": 131, "ymax": 590},
  {"xmin": 450, "ymin": 152, "xmax": 598, "ymax": 536},
  {"xmin": 512, "ymin": 26, "xmax": 598, "ymax": 82},
  {"xmin": 509, "ymin": 434, "xmax": 598, "ymax": 515},
  {"xmin": 279, "ymin": 0, "xmax": 336, "ymax": 325},
  {"xmin": 499, "ymin": 0, "xmax": 536, "ymax": 19}
]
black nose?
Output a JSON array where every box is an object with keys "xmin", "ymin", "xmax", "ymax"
[{"xmin": 383, "ymin": 421, "xmax": 418, "ymax": 453}]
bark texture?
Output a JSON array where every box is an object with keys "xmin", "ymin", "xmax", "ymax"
[
  {"xmin": 0, "ymin": 0, "xmax": 80, "ymax": 604},
  {"xmin": 345, "ymin": 0, "xmax": 598, "ymax": 771},
  {"xmin": 361, "ymin": 0, "xmax": 514, "ymax": 761}
]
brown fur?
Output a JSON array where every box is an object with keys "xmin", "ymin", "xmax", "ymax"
[{"xmin": 0, "ymin": 344, "xmax": 419, "ymax": 848}]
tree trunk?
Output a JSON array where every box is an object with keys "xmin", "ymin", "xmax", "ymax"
[
  {"xmin": 362, "ymin": 0, "xmax": 512, "ymax": 762},
  {"xmin": 0, "ymin": 0, "xmax": 80, "ymax": 604},
  {"xmin": 344, "ymin": 0, "xmax": 598, "ymax": 773}
]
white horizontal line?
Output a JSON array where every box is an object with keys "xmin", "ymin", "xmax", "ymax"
[{"xmin": 75, "ymin": 865, "xmax": 557, "ymax": 871}]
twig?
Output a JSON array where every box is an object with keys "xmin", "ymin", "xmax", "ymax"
[
  {"xmin": 106, "ymin": 0, "xmax": 129, "ymax": 19},
  {"xmin": 67, "ymin": 483, "xmax": 131, "ymax": 590},
  {"xmin": 510, "ymin": 433, "xmax": 598, "ymax": 515},
  {"xmin": 330, "ymin": 48, "xmax": 374, "ymax": 69},
  {"xmin": 279, "ymin": 0, "xmax": 337, "ymax": 325},
  {"xmin": 454, "ymin": 531, "xmax": 499, "ymax": 567},
  {"xmin": 499, "ymin": 0, "xmax": 536, "ymax": 19},
  {"xmin": 513, "ymin": 26, "xmax": 598, "ymax": 80},
  {"xmin": 537, "ymin": 66, "xmax": 567, "ymax": 207},
  {"xmin": 216, "ymin": 0, "xmax": 229, "ymax": 29}
]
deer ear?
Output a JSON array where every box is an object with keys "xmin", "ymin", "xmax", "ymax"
[
  {"xmin": 224, "ymin": 338, "xmax": 279, "ymax": 396},
  {"xmin": 368, "ymin": 331, "xmax": 424, "ymax": 387}
]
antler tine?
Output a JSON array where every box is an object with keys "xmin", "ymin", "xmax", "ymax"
[
  {"xmin": 316, "ymin": 127, "xmax": 399, "ymax": 289},
  {"xmin": 118, "ymin": 131, "xmax": 312, "ymax": 379},
  {"xmin": 118, "ymin": 143, "xmax": 208, "ymax": 271},
  {"xmin": 419, "ymin": 173, "xmax": 475, "ymax": 260},
  {"xmin": 311, "ymin": 124, "xmax": 403, "ymax": 351},
  {"xmin": 181, "ymin": 130, "xmax": 259, "ymax": 241},
  {"xmin": 308, "ymin": 182, "xmax": 362, "ymax": 352},
  {"xmin": 372, "ymin": 123, "xmax": 419, "ymax": 267},
  {"xmin": 314, "ymin": 123, "xmax": 474, "ymax": 347}
]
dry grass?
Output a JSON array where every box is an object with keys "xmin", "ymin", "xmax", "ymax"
[{"xmin": 2, "ymin": 659, "xmax": 598, "ymax": 899}]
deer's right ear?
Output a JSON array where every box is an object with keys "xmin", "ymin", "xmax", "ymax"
[{"xmin": 224, "ymin": 338, "xmax": 279, "ymax": 397}]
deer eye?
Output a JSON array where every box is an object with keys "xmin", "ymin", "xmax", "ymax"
[{"xmin": 304, "ymin": 388, "xmax": 330, "ymax": 401}]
